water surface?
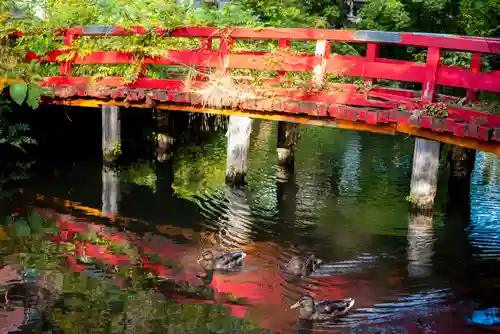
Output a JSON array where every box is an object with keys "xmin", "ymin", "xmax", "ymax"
[{"xmin": 1, "ymin": 114, "xmax": 499, "ymax": 333}]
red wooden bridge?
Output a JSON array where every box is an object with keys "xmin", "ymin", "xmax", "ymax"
[{"xmin": 20, "ymin": 26, "xmax": 500, "ymax": 153}]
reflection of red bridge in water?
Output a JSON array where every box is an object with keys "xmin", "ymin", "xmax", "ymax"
[
  {"xmin": 23, "ymin": 194, "xmax": 495, "ymax": 334},
  {"xmin": 21, "ymin": 26, "xmax": 500, "ymax": 153}
]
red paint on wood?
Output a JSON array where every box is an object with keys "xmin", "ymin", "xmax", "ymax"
[
  {"xmin": 444, "ymin": 119, "xmax": 456, "ymax": 133},
  {"xmin": 198, "ymin": 38, "xmax": 212, "ymax": 76},
  {"xmin": 365, "ymin": 43, "xmax": 380, "ymax": 85},
  {"xmin": 454, "ymin": 123, "xmax": 468, "ymax": 137},
  {"xmin": 419, "ymin": 116, "xmax": 434, "ymax": 129},
  {"xmin": 367, "ymin": 111, "xmax": 378, "ymax": 124},
  {"xmin": 421, "ymin": 47, "xmax": 441, "ymax": 103},
  {"xmin": 277, "ymin": 39, "xmax": 290, "ymax": 81},
  {"xmin": 467, "ymin": 53, "xmax": 481, "ymax": 103},
  {"xmin": 442, "ymin": 67, "xmax": 500, "ymax": 93},
  {"xmin": 59, "ymin": 32, "xmax": 75, "ymax": 76},
  {"xmin": 330, "ymin": 104, "xmax": 348, "ymax": 119},
  {"xmin": 378, "ymin": 110, "xmax": 390, "ymax": 123},
  {"xmin": 57, "ymin": 27, "xmax": 500, "ymax": 54},
  {"xmin": 477, "ymin": 126, "xmax": 491, "ymax": 141},
  {"xmin": 218, "ymin": 33, "xmax": 233, "ymax": 73}
]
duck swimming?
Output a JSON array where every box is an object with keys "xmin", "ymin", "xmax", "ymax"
[
  {"xmin": 290, "ymin": 295, "xmax": 355, "ymax": 321},
  {"xmin": 284, "ymin": 254, "xmax": 322, "ymax": 277},
  {"xmin": 197, "ymin": 249, "xmax": 247, "ymax": 271}
]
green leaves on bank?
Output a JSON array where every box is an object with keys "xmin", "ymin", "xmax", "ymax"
[{"xmin": 9, "ymin": 82, "xmax": 27, "ymax": 106}]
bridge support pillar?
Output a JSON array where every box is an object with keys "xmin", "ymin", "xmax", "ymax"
[
  {"xmin": 448, "ymin": 145, "xmax": 476, "ymax": 179},
  {"xmin": 226, "ymin": 115, "xmax": 253, "ymax": 186},
  {"xmin": 102, "ymin": 105, "xmax": 121, "ymax": 164},
  {"xmin": 276, "ymin": 121, "xmax": 299, "ymax": 169},
  {"xmin": 409, "ymin": 138, "xmax": 441, "ymax": 210}
]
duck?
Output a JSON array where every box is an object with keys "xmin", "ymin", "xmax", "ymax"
[
  {"xmin": 290, "ymin": 295, "xmax": 355, "ymax": 321},
  {"xmin": 197, "ymin": 249, "xmax": 246, "ymax": 271},
  {"xmin": 284, "ymin": 254, "xmax": 322, "ymax": 277},
  {"xmin": 200, "ymin": 230, "xmax": 218, "ymax": 246},
  {"xmin": 199, "ymin": 230, "xmax": 227, "ymax": 249}
]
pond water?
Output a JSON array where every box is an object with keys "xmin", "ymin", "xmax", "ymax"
[{"xmin": 0, "ymin": 113, "xmax": 499, "ymax": 333}]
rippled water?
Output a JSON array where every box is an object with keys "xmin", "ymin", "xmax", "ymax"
[{"xmin": 1, "ymin": 115, "xmax": 499, "ymax": 333}]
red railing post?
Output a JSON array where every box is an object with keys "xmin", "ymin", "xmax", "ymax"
[
  {"xmin": 59, "ymin": 31, "xmax": 75, "ymax": 76},
  {"xmin": 313, "ymin": 39, "xmax": 330, "ymax": 88},
  {"xmin": 198, "ymin": 37, "xmax": 212, "ymax": 77},
  {"xmin": 277, "ymin": 39, "xmax": 290, "ymax": 81},
  {"xmin": 467, "ymin": 52, "xmax": 481, "ymax": 104},
  {"xmin": 364, "ymin": 43, "xmax": 380, "ymax": 86},
  {"xmin": 421, "ymin": 47, "xmax": 442, "ymax": 103},
  {"xmin": 217, "ymin": 31, "xmax": 233, "ymax": 74}
]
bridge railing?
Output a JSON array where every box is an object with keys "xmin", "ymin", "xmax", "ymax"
[{"xmin": 24, "ymin": 26, "xmax": 500, "ymax": 105}]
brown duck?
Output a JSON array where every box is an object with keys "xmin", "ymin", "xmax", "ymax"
[{"xmin": 290, "ymin": 295, "xmax": 355, "ymax": 321}]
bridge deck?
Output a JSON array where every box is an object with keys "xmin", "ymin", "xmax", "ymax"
[{"xmin": 10, "ymin": 26, "xmax": 500, "ymax": 152}]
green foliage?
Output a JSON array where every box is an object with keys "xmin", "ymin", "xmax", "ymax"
[
  {"xmin": 422, "ymin": 103, "xmax": 449, "ymax": 118},
  {"xmin": 459, "ymin": 0, "xmax": 500, "ymax": 37},
  {"xmin": 122, "ymin": 160, "xmax": 158, "ymax": 193},
  {"xmin": 237, "ymin": 0, "xmax": 324, "ymax": 27},
  {"xmin": 9, "ymin": 81, "xmax": 28, "ymax": 105},
  {"xmin": 112, "ymin": 140, "xmax": 122, "ymax": 157},
  {"xmin": 359, "ymin": 0, "xmax": 500, "ymax": 38},
  {"xmin": 358, "ymin": 0, "xmax": 411, "ymax": 31},
  {"xmin": 0, "ymin": 99, "xmax": 37, "ymax": 151},
  {"xmin": 172, "ymin": 134, "xmax": 227, "ymax": 204}
]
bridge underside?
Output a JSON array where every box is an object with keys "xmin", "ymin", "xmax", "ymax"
[{"xmin": 42, "ymin": 82, "xmax": 500, "ymax": 154}]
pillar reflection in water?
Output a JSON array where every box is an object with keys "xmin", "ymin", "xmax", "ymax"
[
  {"xmin": 407, "ymin": 211, "xmax": 434, "ymax": 278},
  {"xmin": 218, "ymin": 187, "xmax": 253, "ymax": 250},
  {"xmin": 157, "ymin": 133, "xmax": 175, "ymax": 162},
  {"xmin": 101, "ymin": 165, "xmax": 120, "ymax": 217}
]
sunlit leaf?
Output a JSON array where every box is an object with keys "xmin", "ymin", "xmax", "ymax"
[
  {"xmin": 26, "ymin": 84, "xmax": 42, "ymax": 109},
  {"xmin": 6, "ymin": 216, "xmax": 31, "ymax": 237},
  {"xmin": 9, "ymin": 81, "xmax": 28, "ymax": 106}
]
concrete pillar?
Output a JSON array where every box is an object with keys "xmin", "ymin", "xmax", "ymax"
[
  {"xmin": 226, "ymin": 116, "xmax": 252, "ymax": 186},
  {"xmin": 409, "ymin": 138, "xmax": 441, "ymax": 210},
  {"xmin": 102, "ymin": 105, "xmax": 121, "ymax": 164},
  {"xmin": 157, "ymin": 133, "xmax": 175, "ymax": 162},
  {"xmin": 448, "ymin": 145, "xmax": 476, "ymax": 179},
  {"xmin": 276, "ymin": 121, "xmax": 299, "ymax": 170},
  {"xmin": 407, "ymin": 211, "xmax": 434, "ymax": 278},
  {"xmin": 101, "ymin": 165, "xmax": 120, "ymax": 217}
]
